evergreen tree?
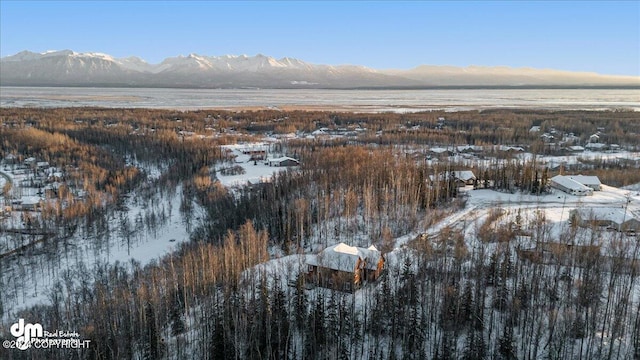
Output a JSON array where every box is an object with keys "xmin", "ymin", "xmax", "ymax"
[
  {"xmin": 143, "ymin": 303, "xmax": 159, "ymax": 360},
  {"xmin": 270, "ymin": 280, "xmax": 290, "ymax": 360},
  {"xmin": 463, "ymin": 330, "xmax": 486, "ymax": 360},
  {"xmin": 498, "ymin": 323, "xmax": 516, "ymax": 360},
  {"xmin": 169, "ymin": 290, "xmax": 186, "ymax": 336}
]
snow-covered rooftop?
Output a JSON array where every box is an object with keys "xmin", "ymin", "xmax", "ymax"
[
  {"xmin": 454, "ymin": 170, "xmax": 476, "ymax": 182},
  {"xmin": 585, "ymin": 143, "xmax": 607, "ymax": 149},
  {"xmin": 307, "ymin": 243, "xmax": 381, "ymax": 272},
  {"xmin": 550, "ymin": 175, "xmax": 592, "ymax": 191},
  {"xmin": 565, "ymin": 175, "xmax": 601, "ymax": 187},
  {"xmin": 574, "ymin": 207, "xmax": 639, "ymax": 225},
  {"xmin": 269, "ymin": 156, "xmax": 298, "ymax": 163},
  {"xmin": 429, "ymin": 170, "xmax": 476, "ymax": 183},
  {"xmin": 496, "ymin": 145, "xmax": 525, "ymax": 152},
  {"xmin": 429, "ymin": 147, "xmax": 450, "ymax": 154}
]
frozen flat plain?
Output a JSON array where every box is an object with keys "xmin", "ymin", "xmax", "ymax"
[{"xmin": 1, "ymin": 87, "xmax": 639, "ymax": 112}]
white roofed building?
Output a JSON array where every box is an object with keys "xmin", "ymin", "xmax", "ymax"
[
  {"xmin": 567, "ymin": 145, "xmax": 584, "ymax": 152},
  {"xmin": 585, "ymin": 143, "xmax": 607, "ymax": 151},
  {"xmin": 453, "ymin": 170, "xmax": 477, "ymax": 184},
  {"xmin": 550, "ymin": 175, "xmax": 593, "ymax": 196},
  {"xmin": 565, "ymin": 175, "xmax": 602, "ymax": 191},
  {"xmin": 306, "ymin": 243, "xmax": 385, "ymax": 291},
  {"xmin": 571, "ymin": 208, "xmax": 640, "ymax": 232},
  {"xmin": 268, "ymin": 156, "xmax": 299, "ymax": 167}
]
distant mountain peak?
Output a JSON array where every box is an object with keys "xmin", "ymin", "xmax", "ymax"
[{"xmin": 1, "ymin": 49, "xmax": 638, "ymax": 88}]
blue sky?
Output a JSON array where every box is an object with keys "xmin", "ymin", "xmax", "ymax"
[{"xmin": 1, "ymin": 1, "xmax": 638, "ymax": 76}]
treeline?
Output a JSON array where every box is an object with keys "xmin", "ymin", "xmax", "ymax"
[
  {"xmin": 3, "ymin": 107, "xmax": 640, "ymax": 150},
  {"xmin": 191, "ymin": 145, "xmax": 462, "ymax": 250}
]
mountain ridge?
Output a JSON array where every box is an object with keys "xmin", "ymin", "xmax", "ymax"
[{"xmin": 1, "ymin": 50, "xmax": 638, "ymax": 88}]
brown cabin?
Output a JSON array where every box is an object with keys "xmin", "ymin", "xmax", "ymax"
[{"xmin": 306, "ymin": 243, "xmax": 385, "ymax": 292}]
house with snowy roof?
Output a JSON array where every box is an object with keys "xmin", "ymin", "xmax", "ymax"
[
  {"xmin": 428, "ymin": 147, "xmax": 454, "ymax": 157},
  {"xmin": 306, "ymin": 243, "xmax": 385, "ymax": 292},
  {"xmin": 567, "ymin": 145, "xmax": 585, "ymax": 152},
  {"xmin": 571, "ymin": 208, "xmax": 640, "ymax": 233},
  {"xmin": 11, "ymin": 196, "xmax": 42, "ymax": 211},
  {"xmin": 585, "ymin": 142, "xmax": 607, "ymax": 151},
  {"xmin": 564, "ymin": 175, "xmax": 601, "ymax": 191},
  {"xmin": 268, "ymin": 156, "xmax": 299, "ymax": 167},
  {"xmin": 456, "ymin": 145, "xmax": 483, "ymax": 153},
  {"xmin": 24, "ymin": 157, "xmax": 36, "ymax": 167},
  {"xmin": 452, "ymin": 170, "xmax": 477, "ymax": 185},
  {"xmin": 540, "ymin": 133, "xmax": 555, "ymax": 143},
  {"xmin": 429, "ymin": 170, "xmax": 477, "ymax": 187},
  {"xmin": 549, "ymin": 175, "xmax": 593, "ymax": 196},
  {"xmin": 495, "ymin": 145, "xmax": 525, "ymax": 153}
]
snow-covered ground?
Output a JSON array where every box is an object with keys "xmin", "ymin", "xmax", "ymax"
[
  {"xmin": 1, "ymin": 142, "xmax": 296, "ymax": 321},
  {"xmin": 241, "ymin": 181, "xmax": 640, "ymax": 304},
  {"xmin": 3, "ymin": 134, "xmax": 638, "ymax": 357},
  {"xmin": 217, "ymin": 143, "xmax": 297, "ymax": 188},
  {"xmin": 0, "ymin": 182, "xmax": 203, "ymax": 321},
  {"xmin": 465, "ymin": 184, "xmax": 637, "ymax": 211},
  {"xmin": 229, "ymin": 180, "xmax": 640, "ymax": 358}
]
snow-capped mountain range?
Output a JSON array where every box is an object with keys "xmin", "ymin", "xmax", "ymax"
[{"xmin": 1, "ymin": 50, "xmax": 638, "ymax": 88}]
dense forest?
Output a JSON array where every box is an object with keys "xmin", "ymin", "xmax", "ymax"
[{"xmin": 1, "ymin": 107, "xmax": 639, "ymax": 359}]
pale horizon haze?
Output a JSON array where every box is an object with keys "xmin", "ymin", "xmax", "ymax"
[{"xmin": 1, "ymin": 1, "xmax": 639, "ymax": 76}]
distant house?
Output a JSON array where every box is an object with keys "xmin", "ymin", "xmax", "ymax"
[
  {"xmin": 540, "ymin": 133, "xmax": 555, "ymax": 143},
  {"xmin": 550, "ymin": 175, "xmax": 593, "ymax": 196},
  {"xmin": 589, "ymin": 134, "xmax": 600, "ymax": 143},
  {"xmin": 456, "ymin": 145, "xmax": 483, "ymax": 153},
  {"xmin": 429, "ymin": 170, "xmax": 477, "ymax": 187},
  {"xmin": 565, "ymin": 175, "xmax": 602, "ymax": 191},
  {"xmin": 268, "ymin": 156, "xmax": 299, "ymax": 167},
  {"xmin": 585, "ymin": 143, "xmax": 607, "ymax": 151},
  {"xmin": 428, "ymin": 147, "xmax": 454, "ymax": 157},
  {"xmin": 242, "ymin": 147, "xmax": 268, "ymax": 161},
  {"xmin": 306, "ymin": 243, "xmax": 385, "ymax": 292},
  {"xmin": 11, "ymin": 197, "xmax": 42, "ymax": 211},
  {"xmin": 571, "ymin": 208, "xmax": 640, "ymax": 233},
  {"xmin": 563, "ymin": 133, "xmax": 580, "ymax": 144},
  {"xmin": 567, "ymin": 145, "xmax": 585, "ymax": 152},
  {"xmin": 496, "ymin": 145, "xmax": 525, "ymax": 153},
  {"xmin": 452, "ymin": 170, "xmax": 477, "ymax": 185},
  {"xmin": 529, "ymin": 126, "xmax": 541, "ymax": 133},
  {"xmin": 24, "ymin": 157, "xmax": 36, "ymax": 167}
]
